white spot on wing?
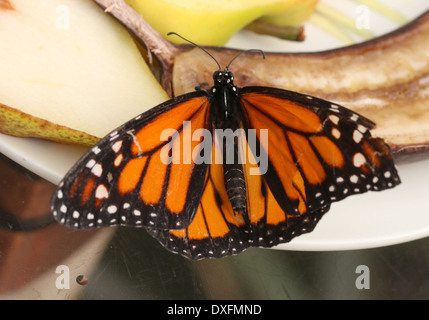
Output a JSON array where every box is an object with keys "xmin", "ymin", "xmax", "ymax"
[
  {"xmin": 332, "ymin": 128, "xmax": 341, "ymax": 139},
  {"xmin": 353, "ymin": 153, "xmax": 366, "ymax": 167},
  {"xmin": 336, "ymin": 177, "xmax": 344, "ymax": 183},
  {"xmin": 91, "ymin": 163, "xmax": 103, "ymax": 177},
  {"xmin": 95, "ymin": 184, "xmax": 109, "ymax": 199},
  {"xmin": 86, "ymin": 159, "xmax": 96, "ymax": 169},
  {"xmin": 350, "ymin": 175, "xmax": 359, "ymax": 183},
  {"xmin": 328, "ymin": 114, "xmax": 340, "ymax": 125},
  {"xmin": 357, "ymin": 124, "xmax": 368, "ymax": 133},
  {"xmin": 112, "ymin": 140, "xmax": 123, "ymax": 153},
  {"xmin": 353, "ymin": 130, "xmax": 363, "ymax": 144},
  {"xmin": 330, "ymin": 104, "xmax": 340, "ymax": 112},
  {"xmin": 107, "ymin": 205, "xmax": 117, "ymax": 214},
  {"xmin": 114, "ymin": 154, "xmax": 123, "ymax": 167}
]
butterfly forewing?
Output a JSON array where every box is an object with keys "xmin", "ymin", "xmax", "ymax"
[
  {"xmin": 239, "ymin": 87, "xmax": 400, "ymax": 218},
  {"xmin": 51, "ymin": 92, "xmax": 211, "ymax": 230}
]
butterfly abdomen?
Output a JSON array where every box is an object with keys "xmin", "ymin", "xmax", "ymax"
[
  {"xmin": 224, "ymin": 163, "xmax": 247, "ymax": 215},
  {"xmin": 221, "ymin": 130, "xmax": 247, "ymax": 215}
]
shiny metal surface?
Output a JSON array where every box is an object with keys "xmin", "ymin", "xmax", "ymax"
[
  {"xmin": 1, "ymin": 152, "xmax": 428, "ymax": 300},
  {"xmin": 83, "ymin": 228, "xmax": 429, "ymax": 300}
]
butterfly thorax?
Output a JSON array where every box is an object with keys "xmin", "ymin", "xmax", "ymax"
[
  {"xmin": 210, "ymin": 70, "xmax": 247, "ymax": 216},
  {"xmin": 210, "ymin": 70, "xmax": 239, "ymax": 121}
]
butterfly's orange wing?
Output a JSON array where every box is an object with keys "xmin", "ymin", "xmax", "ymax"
[
  {"xmin": 52, "ymin": 82, "xmax": 400, "ymax": 260},
  {"xmin": 148, "ymin": 132, "xmax": 329, "ymax": 259},
  {"xmin": 51, "ymin": 92, "xmax": 212, "ymax": 230},
  {"xmin": 148, "ymin": 136, "xmax": 248, "ymax": 259},
  {"xmin": 149, "ymin": 87, "xmax": 400, "ymax": 260}
]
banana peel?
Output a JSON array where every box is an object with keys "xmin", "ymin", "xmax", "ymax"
[
  {"xmin": 170, "ymin": 11, "xmax": 429, "ymax": 154},
  {"xmin": 95, "ymin": 0, "xmax": 429, "ymax": 154},
  {"xmin": 124, "ymin": 0, "xmax": 318, "ymax": 45}
]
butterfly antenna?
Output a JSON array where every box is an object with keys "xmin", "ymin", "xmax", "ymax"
[
  {"xmin": 226, "ymin": 49, "xmax": 266, "ymax": 71},
  {"xmin": 167, "ymin": 32, "xmax": 221, "ymax": 70}
]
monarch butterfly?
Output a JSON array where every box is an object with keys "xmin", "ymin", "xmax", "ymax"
[{"xmin": 50, "ymin": 34, "xmax": 400, "ymax": 260}]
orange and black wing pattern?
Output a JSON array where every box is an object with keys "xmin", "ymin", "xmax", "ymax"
[
  {"xmin": 51, "ymin": 91, "xmax": 211, "ymax": 230},
  {"xmin": 51, "ymin": 81, "xmax": 400, "ymax": 260},
  {"xmin": 147, "ymin": 141, "xmax": 247, "ymax": 259},
  {"xmin": 148, "ymin": 87, "xmax": 400, "ymax": 260},
  {"xmin": 147, "ymin": 134, "xmax": 329, "ymax": 260},
  {"xmin": 239, "ymin": 87, "xmax": 400, "ymax": 216}
]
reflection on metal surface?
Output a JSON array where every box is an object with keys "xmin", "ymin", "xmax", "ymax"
[
  {"xmin": 0, "ymin": 226, "xmax": 115, "ymax": 299},
  {"xmin": 2, "ymin": 152, "xmax": 429, "ymax": 300},
  {"xmin": 78, "ymin": 227, "xmax": 429, "ymax": 300},
  {"xmin": 76, "ymin": 274, "xmax": 89, "ymax": 286},
  {"xmin": 0, "ymin": 153, "xmax": 115, "ymax": 299}
]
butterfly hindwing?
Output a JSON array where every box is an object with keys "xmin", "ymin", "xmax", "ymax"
[
  {"xmin": 148, "ymin": 128, "xmax": 330, "ymax": 260},
  {"xmin": 147, "ymin": 138, "xmax": 251, "ymax": 259},
  {"xmin": 51, "ymin": 92, "xmax": 212, "ymax": 230},
  {"xmin": 239, "ymin": 133, "xmax": 331, "ymax": 249}
]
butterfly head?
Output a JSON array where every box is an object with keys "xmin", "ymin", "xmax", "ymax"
[{"xmin": 213, "ymin": 70, "xmax": 234, "ymax": 87}]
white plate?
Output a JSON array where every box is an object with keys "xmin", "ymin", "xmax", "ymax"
[{"xmin": 1, "ymin": 0, "xmax": 429, "ymax": 251}]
